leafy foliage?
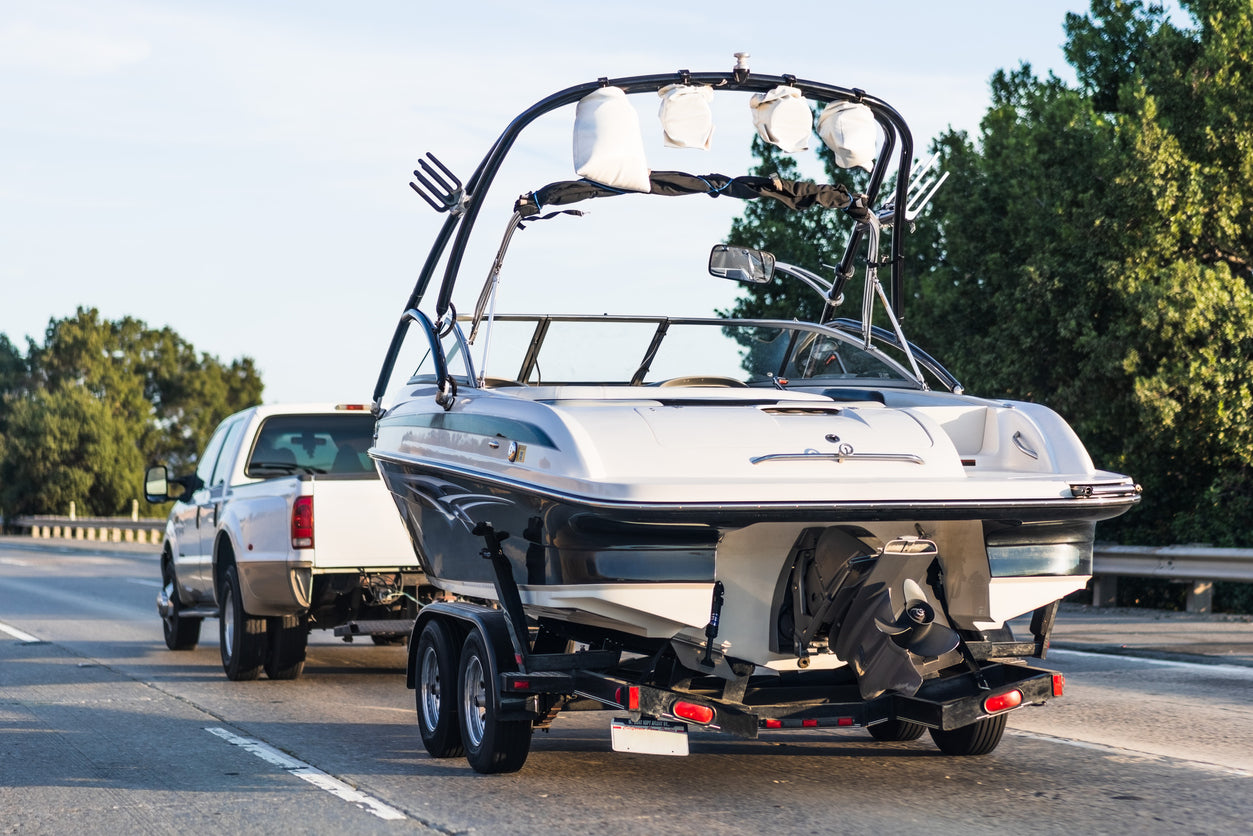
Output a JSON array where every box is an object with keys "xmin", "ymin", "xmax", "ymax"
[
  {"xmin": 0, "ymin": 308, "xmax": 263, "ymax": 519},
  {"xmin": 725, "ymin": 0, "xmax": 1253, "ymax": 548}
]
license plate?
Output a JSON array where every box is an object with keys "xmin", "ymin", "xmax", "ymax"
[{"xmin": 610, "ymin": 717, "xmax": 690, "ymax": 756}]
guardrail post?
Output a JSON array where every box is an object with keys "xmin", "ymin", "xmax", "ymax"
[
  {"xmin": 1091, "ymin": 575, "xmax": 1118, "ymax": 608},
  {"xmin": 1186, "ymin": 581, "xmax": 1213, "ymax": 614}
]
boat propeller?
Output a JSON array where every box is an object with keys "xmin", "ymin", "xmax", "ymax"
[{"xmin": 874, "ymin": 578, "xmax": 960, "ymax": 658}]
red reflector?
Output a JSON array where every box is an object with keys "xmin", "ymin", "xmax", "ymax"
[
  {"xmin": 1052, "ymin": 673, "xmax": 1065, "ymax": 697},
  {"xmin": 984, "ymin": 689, "xmax": 1024, "ymax": 713},
  {"xmin": 673, "ymin": 701, "xmax": 714, "ymax": 724},
  {"xmin": 837, "ymin": 717, "xmax": 854, "ymax": 727},
  {"xmin": 764, "ymin": 719, "xmax": 783, "ymax": 729},
  {"xmin": 802, "ymin": 719, "xmax": 818, "ymax": 728},
  {"xmin": 291, "ymin": 496, "xmax": 314, "ymax": 549},
  {"xmin": 512, "ymin": 680, "xmax": 529, "ymax": 690},
  {"xmin": 628, "ymin": 686, "xmax": 639, "ymax": 711}
]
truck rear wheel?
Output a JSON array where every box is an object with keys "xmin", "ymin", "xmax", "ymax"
[
  {"xmin": 458, "ymin": 631, "xmax": 531, "ymax": 773},
  {"xmin": 416, "ymin": 620, "xmax": 464, "ymax": 758},
  {"xmin": 867, "ymin": 718, "xmax": 927, "ymax": 742},
  {"xmin": 161, "ymin": 559, "xmax": 202, "ymax": 651},
  {"xmin": 929, "ymin": 714, "xmax": 1008, "ymax": 756},
  {"xmin": 220, "ymin": 564, "xmax": 267, "ymax": 681},
  {"xmin": 265, "ymin": 613, "xmax": 308, "ymax": 680}
]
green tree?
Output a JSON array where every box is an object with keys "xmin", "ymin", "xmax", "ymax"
[
  {"xmin": 0, "ymin": 308, "xmax": 263, "ymax": 519},
  {"xmin": 1, "ymin": 385, "xmax": 140, "ymax": 519}
]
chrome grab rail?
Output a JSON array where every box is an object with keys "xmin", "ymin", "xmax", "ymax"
[{"xmin": 749, "ymin": 451, "xmax": 925, "ymax": 465}]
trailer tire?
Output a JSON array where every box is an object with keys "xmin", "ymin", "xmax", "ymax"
[
  {"xmin": 457, "ymin": 631, "xmax": 531, "ymax": 773},
  {"xmin": 265, "ymin": 613, "xmax": 308, "ymax": 680},
  {"xmin": 868, "ymin": 719, "xmax": 927, "ymax": 742},
  {"xmin": 929, "ymin": 713, "xmax": 1008, "ymax": 756},
  {"xmin": 161, "ymin": 558, "xmax": 202, "ymax": 651},
  {"xmin": 220, "ymin": 564, "xmax": 267, "ymax": 681},
  {"xmin": 416, "ymin": 620, "xmax": 464, "ymax": 758}
]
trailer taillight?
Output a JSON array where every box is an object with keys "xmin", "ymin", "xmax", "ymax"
[
  {"xmin": 983, "ymin": 689, "xmax": 1023, "ymax": 714},
  {"xmin": 673, "ymin": 701, "xmax": 714, "ymax": 725},
  {"xmin": 1052, "ymin": 673, "xmax": 1065, "ymax": 697},
  {"xmin": 291, "ymin": 496, "xmax": 314, "ymax": 549}
]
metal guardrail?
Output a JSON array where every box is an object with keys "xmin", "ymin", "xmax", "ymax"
[
  {"xmin": 9, "ymin": 515, "xmax": 164, "ymax": 546},
  {"xmin": 1093, "ymin": 544, "xmax": 1253, "ymax": 613}
]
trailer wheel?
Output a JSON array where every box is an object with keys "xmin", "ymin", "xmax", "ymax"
[
  {"xmin": 160, "ymin": 559, "xmax": 202, "ymax": 651},
  {"xmin": 416, "ymin": 620, "xmax": 464, "ymax": 758},
  {"xmin": 458, "ymin": 631, "xmax": 532, "ymax": 773},
  {"xmin": 265, "ymin": 613, "xmax": 308, "ymax": 680},
  {"xmin": 929, "ymin": 714, "xmax": 1008, "ymax": 756},
  {"xmin": 220, "ymin": 565, "xmax": 267, "ymax": 681},
  {"xmin": 867, "ymin": 719, "xmax": 927, "ymax": 742}
]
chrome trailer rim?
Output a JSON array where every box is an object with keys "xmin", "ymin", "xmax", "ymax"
[
  {"xmin": 461, "ymin": 653, "xmax": 487, "ymax": 748},
  {"xmin": 419, "ymin": 646, "xmax": 442, "ymax": 732}
]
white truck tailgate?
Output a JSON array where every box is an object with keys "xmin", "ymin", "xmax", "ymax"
[{"xmin": 310, "ymin": 477, "xmax": 416, "ymax": 570}]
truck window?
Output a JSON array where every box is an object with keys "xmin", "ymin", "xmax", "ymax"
[
  {"xmin": 195, "ymin": 418, "xmax": 237, "ymax": 487},
  {"xmin": 246, "ymin": 413, "xmax": 377, "ymax": 477},
  {"xmin": 210, "ymin": 416, "xmax": 250, "ymax": 487}
]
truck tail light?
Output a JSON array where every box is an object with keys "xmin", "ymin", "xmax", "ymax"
[{"xmin": 291, "ymin": 496, "xmax": 314, "ymax": 549}]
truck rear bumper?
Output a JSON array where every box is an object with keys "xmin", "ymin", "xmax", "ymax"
[{"xmin": 236, "ymin": 559, "xmax": 311, "ymax": 616}]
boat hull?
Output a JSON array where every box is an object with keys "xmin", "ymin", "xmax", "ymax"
[{"xmin": 373, "ymin": 449, "xmax": 1132, "ymax": 675}]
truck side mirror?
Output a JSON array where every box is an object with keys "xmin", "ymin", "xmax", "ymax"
[{"xmin": 144, "ymin": 465, "xmax": 188, "ymax": 503}]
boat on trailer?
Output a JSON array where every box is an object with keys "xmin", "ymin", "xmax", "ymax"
[{"xmin": 369, "ymin": 55, "xmax": 1140, "ymax": 772}]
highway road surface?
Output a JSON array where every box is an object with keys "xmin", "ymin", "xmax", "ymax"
[{"xmin": 2, "ymin": 537, "xmax": 1251, "ymax": 835}]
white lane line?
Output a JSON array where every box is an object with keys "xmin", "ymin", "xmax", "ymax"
[
  {"xmin": 0, "ymin": 557, "xmax": 30, "ymax": 566},
  {"xmin": 125, "ymin": 578, "xmax": 164, "ymax": 588},
  {"xmin": 205, "ymin": 727, "xmax": 406, "ymax": 821},
  {"xmin": 1050, "ymin": 647, "xmax": 1253, "ymax": 678},
  {"xmin": 1008, "ymin": 729, "xmax": 1253, "ymax": 778},
  {"xmin": 0, "ymin": 621, "xmax": 41, "ymax": 643}
]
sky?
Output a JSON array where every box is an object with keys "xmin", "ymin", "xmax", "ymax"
[{"xmin": 0, "ymin": 1, "xmax": 1162, "ymax": 404}]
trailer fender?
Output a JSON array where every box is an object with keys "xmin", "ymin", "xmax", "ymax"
[{"xmin": 406, "ymin": 601, "xmax": 517, "ymax": 690}]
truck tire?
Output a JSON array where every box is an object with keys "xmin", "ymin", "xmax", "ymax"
[
  {"xmin": 265, "ymin": 613, "xmax": 309, "ymax": 680},
  {"xmin": 161, "ymin": 559, "xmax": 202, "ymax": 651},
  {"xmin": 457, "ymin": 631, "xmax": 531, "ymax": 773},
  {"xmin": 929, "ymin": 713, "xmax": 1008, "ymax": 756},
  {"xmin": 220, "ymin": 564, "xmax": 267, "ymax": 681},
  {"xmin": 867, "ymin": 718, "xmax": 927, "ymax": 742},
  {"xmin": 416, "ymin": 620, "xmax": 464, "ymax": 758}
]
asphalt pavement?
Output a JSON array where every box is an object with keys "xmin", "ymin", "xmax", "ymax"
[
  {"xmin": 1038, "ymin": 602, "xmax": 1253, "ymax": 667},
  {"xmin": 5, "ymin": 535, "xmax": 1253, "ymax": 667}
]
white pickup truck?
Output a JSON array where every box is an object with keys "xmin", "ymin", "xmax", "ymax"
[{"xmin": 143, "ymin": 403, "xmax": 427, "ymax": 681}]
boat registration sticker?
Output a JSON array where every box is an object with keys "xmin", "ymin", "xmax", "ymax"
[{"xmin": 610, "ymin": 717, "xmax": 689, "ymax": 756}]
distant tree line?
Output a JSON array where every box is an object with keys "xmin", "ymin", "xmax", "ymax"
[
  {"xmin": 0, "ymin": 307, "xmax": 262, "ymax": 522},
  {"xmin": 725, "ymin": 0, "xmax": 1253, "ymax": 552}
]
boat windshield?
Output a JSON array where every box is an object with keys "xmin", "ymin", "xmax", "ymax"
[{"xmin": 465, "ymin": 315, "xmax": 918, "ymax": 388}]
